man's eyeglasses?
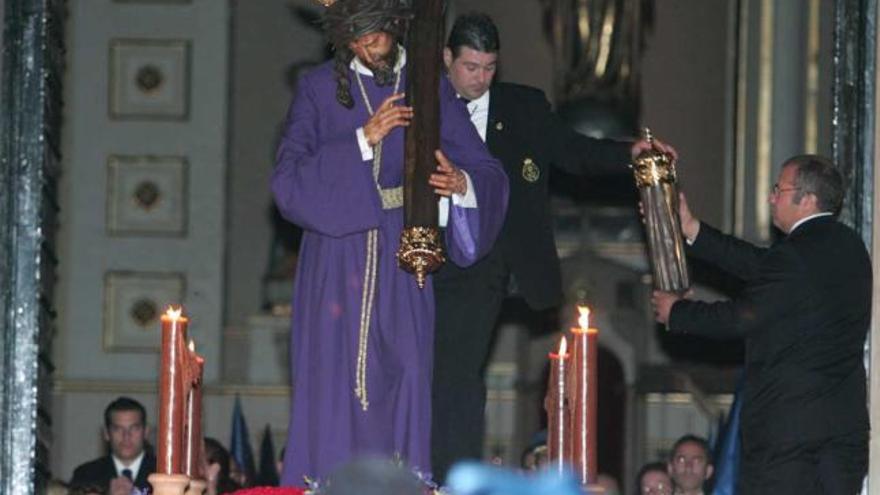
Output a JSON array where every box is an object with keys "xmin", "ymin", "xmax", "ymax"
[{"xmin": 772, "ymin": 183, "xmax": 800, "ymax": 195}]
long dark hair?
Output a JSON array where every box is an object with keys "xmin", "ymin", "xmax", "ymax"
[{"xmin": 323, "ymin": 0, "xmax": 411, "ymax": 108}]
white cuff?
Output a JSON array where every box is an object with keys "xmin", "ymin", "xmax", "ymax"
[
  {"xmin": 437, "ymin": 171, "xmax": 477, "ymax": 227},
  {"xmin": 356, "ymin": 127, "xmax": 374, "ymax": 162},
  {"xmin": 451, "ymin": 170, "xmax": 477, "ymax": 207}
]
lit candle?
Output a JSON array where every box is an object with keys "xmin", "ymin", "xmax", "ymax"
[
  {"xmin": 546, "ymin": 336, "xmax": 571, "ymax": 473},
  {"xmin": 571, "ymin": 306, "xmax": 598, "ymax": 485},
  {"xmin": 158, "ymin": 306, "xmax": 188, "ymax": 475},
  {"xmin": 184, "ymin": 340, "xmax": 205, "ymax": 479}
]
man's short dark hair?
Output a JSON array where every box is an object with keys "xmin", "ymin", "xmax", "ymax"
[
  {"xmin": 785, "ymin": 154, "xmax": 845, "ymax": 215},
  {"xmin": 447, "ymin": 12, "xmax": 500, "ymax": 57},
  {"xmin": 669, "ymin": 434, "xmax": 711, "ymax": 463},
  {"xmin": 104, "ymin": 396, "xmax": 147, "ymax": 429}
]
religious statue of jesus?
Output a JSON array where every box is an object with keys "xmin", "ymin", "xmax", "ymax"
[{"xmin": 271, "ymin": 0, "xmax": 509, "ymax": 486}]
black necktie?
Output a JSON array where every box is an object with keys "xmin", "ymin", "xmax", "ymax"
[{"xmin": 121, "ymin": 468, "xmax": 133, "ymax": 480}]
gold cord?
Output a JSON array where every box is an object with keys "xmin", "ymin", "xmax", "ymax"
[{"xmin": 352, "ymin": 66, "xmax": 402, "ymax": 411}]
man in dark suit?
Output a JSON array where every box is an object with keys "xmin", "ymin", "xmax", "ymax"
[
  {"xmin": 653, "ymin": 155, "xmax": 870, "ymax": 494},
  {"xmin": 431, "ymin": 12, "xmax": 675, "ymax": 481},
  {"xmin": 70, "ymin": 396, "xmax": 156, "ymax": 494}
]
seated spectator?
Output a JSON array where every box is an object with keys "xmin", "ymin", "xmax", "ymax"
[
  {"xmin": 204, "ymin": 437, "xmax": 241, "ymax": 495},
  {"xmin": 636, "ymin": 462, "xmax": 672, "ymax": 495},
  {"xmin": 519, "ymin": 430, "xmax": 548, "ymax": 472},
  {"xmin": 667, "ymin": 435, "xmax": 713, "ymax": 495},
  {"xmin": 520, "ymin": 444, "xmax": 548, "ymax": 472},
  {"xmin": 69, "ymin": 397, "xmax": 156, "ymax": 495},
  {"xmin": 597, "ymin": 473, "xmax": 621, "ymax": 495}
]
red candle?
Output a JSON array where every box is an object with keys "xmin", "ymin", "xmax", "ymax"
[
  {"xmin": 184, "ymin": 340, "xmax": 205, "ymax": 479},
  {"xmin": 546, "ymin": 336, "xmax": 571, "ymax": 473},
  {"xmin": 571, "ymin": 306, "xmax": 598, "ymax": 485},
  {"xmin": 157, "ymin": 307, "xmax": 188, "ymax": 475}
]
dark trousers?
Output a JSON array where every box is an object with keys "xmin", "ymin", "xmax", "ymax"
[
  {"xmin": 738, "ymin": 430, "xmax": 867, "ymax": 494},
  {"xmin": 431, "ymin": 251, "xmax": 507, "ymax": 484}
]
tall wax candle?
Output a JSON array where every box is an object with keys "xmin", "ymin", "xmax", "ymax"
[
  {"xmin": 184, "ymin": 340, "xmax": 205, "ymax": 479},
  {"xmin": 571, "ymin": 306, "xmax": 599, "ymax": 485},
  {"xmin": 547, "ymin": 336, "xmax": 571, "ymax": 473},
  {"xmin": 157, "ymin": 307, "xmax": 188, "ymax": 475}
]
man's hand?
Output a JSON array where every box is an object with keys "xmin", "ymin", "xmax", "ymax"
[
  {"xmin": 429, "ymin": 150, "xmax": 467, "ymax": 197},
  {"xmin": 678, "ymin": 192, "xmax": 700, "ymax": 242},
  {"xmin": 651, "ymin": 289, "xmax": 694, "ymax": 324},
  {"xmin": 363, "ymin": 93, "xmax": 413, "ymax": 146},
  {"xmin": 109, "ymin": 476, "xmax": 134, "ymax": 495},
  {"xmin": 630, "ymin": 136, "xmax": 678, "ymax": 161}
]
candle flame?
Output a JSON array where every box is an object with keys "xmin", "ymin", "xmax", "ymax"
[
  {"xmin": 558, "ymin": 336, "xmax": 568, "ymax": 355},
  {"xmin": 165, "ymin": 306, "xmax": 183, "ymax": 320},
  {"xmin": 577, "ymin": 306, "xmax": 590, "ymax": 330}
]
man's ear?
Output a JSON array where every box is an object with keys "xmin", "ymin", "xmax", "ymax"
[
  {"xmin": 143, "ymin": 424, "xmax": 151, "ymax": 439},
  {"xmin": 102, "ymin": 427, "xmax": 110, "ymax": 443},
  {"xmin": 706, "ymin": 464, "xmax": 714, "ymax": 480},
  {"xmin": 443, "ymin": 47, "xmax": 453, "ymax": 69},
  {"xmin": 797, "ymin": 190, "xmax": 819, "ymax": 212}
]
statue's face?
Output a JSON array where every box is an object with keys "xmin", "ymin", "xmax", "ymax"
[
  {"xmin": 349, "ymin": 31, "xmax": 396, "ymax": 72},
  {"xmin": 349, "ymin": 31, "xmax": 398, "ymax": 85},
  {"xmin": 444, "ymin": 46, "xmax": 498, "ymax": 101}
]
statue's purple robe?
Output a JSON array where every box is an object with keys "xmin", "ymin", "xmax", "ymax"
[{"xmin": 272, "ymin": 59, "xmax": 509, "ymax": 486}]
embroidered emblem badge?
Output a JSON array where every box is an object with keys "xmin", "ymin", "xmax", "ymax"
[{"xmin": 522, "ymin": 157, "xmax": 540, "ymax": 182}]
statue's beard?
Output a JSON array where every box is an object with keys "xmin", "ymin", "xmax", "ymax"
[{"xmin": 367, "ymin": 44, "xmax": 399, "ymax": 86}]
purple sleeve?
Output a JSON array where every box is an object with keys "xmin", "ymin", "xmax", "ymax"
[
  {"xmin": 271, "ymin": 73, "xmax": 383, "ymax": 238},
  {"xmin": 439, "ymin": 81, "xmax": 509, "ymax": 267}
]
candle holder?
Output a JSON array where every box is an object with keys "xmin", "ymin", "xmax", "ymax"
[
  {"xmin": 184, "ymin": 479, "xmax": 207, "ymax": 495},
  {"xmin": 147, "ymin": 473, "xmax": 190, "ymax": 495}
]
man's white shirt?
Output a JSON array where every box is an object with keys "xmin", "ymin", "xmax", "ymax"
[{"xmin": 112, "ymin": 450, "xmax": 144, "ymax": 480}]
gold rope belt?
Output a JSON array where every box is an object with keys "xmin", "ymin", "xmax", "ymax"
[{"xmin": 379, "ymin": 186, "xmax": 403, "ymax": 209}]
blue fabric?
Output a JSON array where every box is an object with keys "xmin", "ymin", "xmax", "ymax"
[
  {"xmin": 230, "ymin": 396, "xmax": 257, "ymax": 484},
  {"xmin": 447, "ymin": 462, "xmax": 591, "ymax": 495},
  {"xmin": 712, "ymin": 380, "xmax": 743, "ymax": 495}
]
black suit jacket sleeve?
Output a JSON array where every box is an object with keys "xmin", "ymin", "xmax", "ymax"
[
  {"xmin": 669, "ymin": 224, "xmax": 803, "ymax": 339},
  {"xmin": 686, "ymin": 223, "xmax": 766, "ymax": 280},
  {"xmin": 531, "ymin": 93, "xmax": 632, "ymax": 176}
]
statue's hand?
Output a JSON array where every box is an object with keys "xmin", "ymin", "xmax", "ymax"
[{"xmin": 363, "ymin": 93, "xmax": 413, "ymax": 146}]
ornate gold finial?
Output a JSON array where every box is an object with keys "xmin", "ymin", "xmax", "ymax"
[
  {"xmin": 397, "ymin": 226, "xmax": 445, "ymax": 289},
  {"xmin": 631, "ymin": 127, "xmax": 675, "ymax": 188}
]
